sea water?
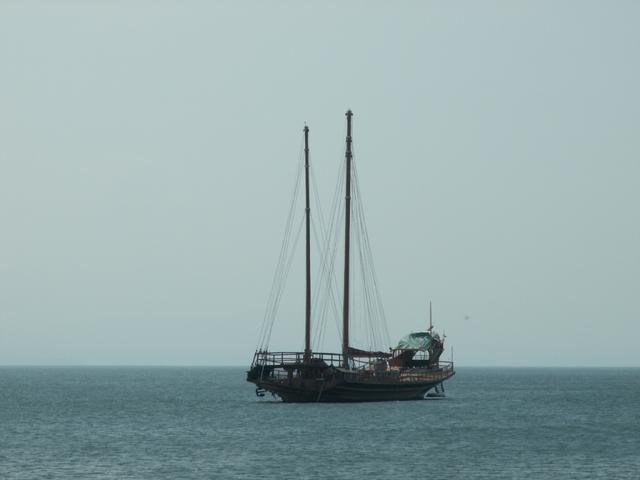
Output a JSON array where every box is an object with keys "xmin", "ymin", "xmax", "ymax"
[{"xmin": 0, "ymin": 367, "xmax": 638, "ymax": 479}]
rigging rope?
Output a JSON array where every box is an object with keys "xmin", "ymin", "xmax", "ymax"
[
  {"xmin": 257, "ymin": 144, "xmax": 304, "ymax": 351},
  {"xmin": 256, "ymin": 124, "xmax": 391, "ymax": 356},
  {"xmin": 311, "ymin": 147, "xmax": 346, "ymax": 353}
]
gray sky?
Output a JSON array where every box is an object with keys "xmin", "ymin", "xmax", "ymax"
[{"xmin": 1, "ymin": 1, "xmax": 638, "ymax": 366}]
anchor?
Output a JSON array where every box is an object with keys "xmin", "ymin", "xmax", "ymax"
[{"xmin": 255, "ymin": 387, "xmax": 266, "ymax": 398}]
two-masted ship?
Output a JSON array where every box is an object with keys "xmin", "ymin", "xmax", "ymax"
[{"xmin": 247, "ymin": 110, "xmax": 455, "ymax": 402}]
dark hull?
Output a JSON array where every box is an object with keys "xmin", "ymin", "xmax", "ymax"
[{"xmin": 250, "ymin": 371, "xmax": 455, "ymax": 403}]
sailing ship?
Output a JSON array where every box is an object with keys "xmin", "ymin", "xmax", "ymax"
[{"xmin": 247, "ymin": 110, "xmax": 455, "ymax": 402}]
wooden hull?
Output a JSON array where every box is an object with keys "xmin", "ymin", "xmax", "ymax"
[{"xmin": 249, "ymin": 370, "xmax": 455, "ymax": 403}]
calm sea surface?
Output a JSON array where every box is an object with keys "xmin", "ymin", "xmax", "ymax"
[{"xmin": 0, "ymin": 367, "xmax": 638, "ymax": 479}]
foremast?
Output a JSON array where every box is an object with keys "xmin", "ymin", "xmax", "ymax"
[{"xmin": 304, "ymin": 125, "xmax": 312, "ymax": 362}]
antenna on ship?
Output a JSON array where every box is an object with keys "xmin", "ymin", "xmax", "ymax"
[
  {"xmin": 428, "ymin": 300, "xmax": 433, "ymax": 333},
  {"xmin": 342, "ymin": 109, "xmax": 353, "ymax": 369},
  {"xmin": 304, "ymin": 125, "xmax": 312, "ymax": 363}
]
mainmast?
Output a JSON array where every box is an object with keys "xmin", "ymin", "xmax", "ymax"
[
  {"xmin": 304, "ymin": 125, "xmax": 311, "ymax": 362},
  {"xmin": 342, "ymin": 110, "xmax": 353, "ymax": 368}
]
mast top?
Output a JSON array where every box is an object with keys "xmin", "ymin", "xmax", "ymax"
[{"xmin": 346, "ymin": 109, "xmax": 353, "ymax": 117}]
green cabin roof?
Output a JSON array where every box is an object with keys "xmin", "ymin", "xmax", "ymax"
[{"xmin": 395, "ymin": 332, "xmax": 433, "ymax": 351}]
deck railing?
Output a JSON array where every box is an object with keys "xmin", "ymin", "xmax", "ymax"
[
  {"xmin": 251, "ymin": 350, "xmax": 455, "ymax": 383},
  {"xmin": 252, "ymin": 350, "xmax": 361, "ymax": 368}
]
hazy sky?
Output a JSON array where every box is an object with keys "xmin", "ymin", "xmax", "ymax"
[{"xmin": 1, "ymin": 1, "xmax": 638, "ymax": 366}]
